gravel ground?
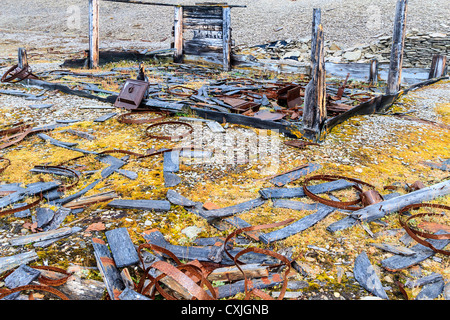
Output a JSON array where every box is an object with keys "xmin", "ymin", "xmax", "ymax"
[{"xmin": 0, "ymin": 0, "xmax": 449, "ymax": 58}]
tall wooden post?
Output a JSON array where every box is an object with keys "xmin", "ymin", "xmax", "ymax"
[
  {"xmin": 222, "ymin": 6, "xmax": 232, "ymax": 71},
  {"xmin": 302, "ymin": 24, "xmax": 326, "ymax": 141},
  {"xmin": 310, "ymin": 8, "xmax": 321, "ymax": 75},
  {"xmin": 89, "ymin": 0, "xmax": 99, "ymax": 69},
  {"xmin": 386, "ymin": 0, "xmax": 408, "ymax": 94},
  {"xmin": 428, "ymin": 54, "xmax": 447, "ymax": 79},
  {"xmin": 174, "ymin": 6, "xmax": 184, "ymax": 63}
]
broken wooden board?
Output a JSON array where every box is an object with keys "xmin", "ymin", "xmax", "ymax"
[
  {"xmin": 269, "ymin": 163, "xmax": 321, "ymax": 187},
  {"xmin": 190, "ymin": 198, "xmax": 266, "ymax": 219},
  {"xmin": 354, "ymin": 251, "xmax": 389, "ymax": 300},
  {"xmin": 107, "ymin": 199, "xmax": 171, "ymax": 212},
  {"xmin": 259, "ymin": 179, "xmax": 354, "ymax": 199},
  {"xmin": 259, "ymin": 205, "xmax": 335, "ymax": 244},
  {"xmin": 370, "ymin": 243, "xmax": 416, "ymax": 256},
  {"xmin": 91, "ymin": 237, "xmax": 125, "ymax": 300},
  {"xmin": 0, "ymin": 251, "xmax": 39, "ymax": 274},
  {"xmin": 207, "ymin": 264, "xmax": 269, "ymax": 282},
  {"xmin": 105, "ymin": 228, "xmax": 140, "ymax": 268},
  {"xmin": 381, "ymin": 230, "xmax": 450, "ymax": 271},
  {"xmin": 8, "ymin": 227, "xmax": 76, "ymax": 246},
  {"xmin": 415, "ymin": 279, "xmax": 445, "ymax": 300},
  {"xmin": 351, "ymin": 180, "xmax": 450, "ymax": 222}
]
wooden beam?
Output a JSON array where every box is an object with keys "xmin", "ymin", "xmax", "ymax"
[
  {"xmin": 18, "ymin": 48, "xmax": 28, "ymax": 69},
  {"xmin": 310, "ymin": 8, "xmax": 321, "ymax": 74},
  {"xmin": 302, "ymin": 23, "xmax": 326, "ymax": 141},
  {"xmin": 222, "ymin": 6, "xmax": 232, "ymax": 71},
  {"xmin": 386, "ymin": 0, "xmax": 408, "ymax": 94},
  {"xmin": 89, "ymin": 0, "xmax": 100, "ymax": 69},
  {"xmin": 174, "ymin": 6, "xmax": 184, "ymax": 63},
  {"xmin": 428, "ymin": 54, "xmax": 447, "ymax": 79}
]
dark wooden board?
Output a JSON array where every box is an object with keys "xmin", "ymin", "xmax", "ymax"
[
  {"xmin": 107, "ymin": 199, "xmax": 171, "ymax": 212},
  {"xmin": 105, "ymin": 227, "xmax": 140, "ymax": 268}
]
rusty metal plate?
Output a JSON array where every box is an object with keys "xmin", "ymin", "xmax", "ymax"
[{"xmin": 114, "ymin": 79, "xmax": 149, "ymax": 110}]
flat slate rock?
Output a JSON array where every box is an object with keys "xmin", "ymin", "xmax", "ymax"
[
  {"xmin": 3, "ymin": 265, "xmax": 41, "ymax": 300},
  {"xmin": 93, "ymin": 112, "xmax": 118, "ymax": 122},
  {"xmin": 164, "ymin": 172, "xmax": 181, "ymax": 187},
  {"xmin": 163, "ymin": 150, "xmax": 180, "ymax": 173},
  {"xmin": 36, "ymin": 207, "xmax": 55, "ymax": 229},
  {"xmin": 354, "ymin": 251, "xmax": 389, "ymax": 300},
  {"xmin": 108, "ymin": 199, "xmax": 171, "ymax": 212},
  {"xmin": 28, "ymin": 103, "xmax": 53, "ymax": 109},
  {"xmin": 12, "ymin": 203, "xmax": 31, "ymax": 218},
  {"xmin": 119, "ymin": 287, "xmax": 152, "ymax": 300},
  {"xmin": 166, "ymin": 189, "xmax": 196, "ymax": 207},
  {"xmin": 415, "ymin": 280, "xmax": 445, "ymax": 300}
]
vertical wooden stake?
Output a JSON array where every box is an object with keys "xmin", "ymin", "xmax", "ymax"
[
  {"xmin": 18, "ymin": 48, "xmax": 28, "ymax": 69},
  {"xmin": 428, "ymin": 54, "xmax": 447, "ymax": 79},
  {"xmin": 302, "ymin": 24, "xmax": 326, "ymax": 142},
  {"xmin": 386, "ymin": 0, "xmax": 408, "ymax": 94},
  {"xmin": 174, "ymin": 6, "xmax": 184, "ymax": 63},
  {"xmin": 89, "ymin": 0, "xmax": 99, "ymax": 69},
  {"xmin": 222, "ymin": 6, "xmax": 232, "ymax": 71},
  {"xmin": 369, "ymin": 59, "xmax": 379, "ymax": 84},
  {"xmin": 310, "ymin": 8, "xmax": 321, "ymax": 75}
]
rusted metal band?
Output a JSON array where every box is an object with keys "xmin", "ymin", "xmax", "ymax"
[
  {"xmin": 166, "ymin": 85, "xmax": 198, "ymax": 97},
  {"xmin": 0, "ymin": 284, "xmax": 69, "ymax": 300},
  {"xmin": 117, "ymin": 110, "xmax": 168, "ymax": 124},
  {"xmin": 0, "ymin": 157, "xmax": 11, "ymax": 174},
  {"xmin": 1, "ymin": 64, "xmax": 38, "ymax": 83},
  {"xmin": 0, "ymin": 193, "xmax": 43, "ymax": 218},
  {"xmin": 145, "ymin": 121, "xmax": 193, "ymax": 141},
  {"xmin": 399, "ymin": 203, "xmax": 450, "ymax": 256},
  {"xmin": 302, "ymin": 174, "xmax": 381, "ymax": 211},
  {"xmin": 0, "ymin": 126, "xmax": 33, "ymax": 150},
  {"xmin": 32, "ymin": 265, "xmax": 73, "ymax": 286},
  {"xmin": 32, "ymin": 165, "xmax": 80, "ymax": 192}
]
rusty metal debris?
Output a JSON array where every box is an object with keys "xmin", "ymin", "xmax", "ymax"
[{"xmin": 113, "ymin": 79, "xmax": 149, "ymax": 110}]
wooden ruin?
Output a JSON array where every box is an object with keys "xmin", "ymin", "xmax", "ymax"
[{"xmin": 173, "ymin": 4, "xmax": 233, "ymax": 70}]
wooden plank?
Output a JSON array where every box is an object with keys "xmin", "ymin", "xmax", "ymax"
[
  {"xmin": 259, "ymin": 205, "xmax": 335, "ymax": 244},
  {"xmin": 0, "ymin": 251, "xmax": 39, "ymax": 274},
  {"xmin": 105, "ymin": 228, "xmax": 140, "ymax": 268},
  {"xmin": 18, "ymin": 48, "xmax": 28, "ymax": 69},
  {"xmin": 183, "ymin": 18, "xmax": 223, "ymax": 28},
  {"xmin": 56, "ymin": 179, "xmax": 102, "ymax": 206},
  {"xmin": 381, "ymin": 230, "xmax": 450, "ymax": 271},
  {"xmin": 190, "ymin": 198, "xmax": 266, "ymax": 219},
  {"xmin": 222, "ymin": 6, "xmax": 231, "ymax": 71},
  {"xmin": 259, "ymin": 179, "xmax": 354, "ymax": 199},
  {"xmin": 207, "ymin": 264, "xmax": 269, "ymax": 282},
  {"xmin": 428, "ymin": 55, "xmax": 447, "ymax": 79},
  {"xmin": 310, "ymin": 8, "xmax": 321, "ymax": 73},
  {"xmin": 107, "ymin": 199, "xmax": 171, "ymax": 212},
  {"xmin": 351, "ymin": 180, "xmax": 450, "ymax": 223},
  {"xmin": 89, "ymin": 0, "xmax": 99, "ymax": 69},
  {"xmin": 174, "ymin": 6, "xmax": 184, "ymax": 63},
  {"xmin": 386, "ymin": 0, "xmax": 408, "ymax": 94},
  {"xmin": 369, "ymin": 59, "xmax": 379, "ymax": 84},
  {"xmin": 269, "ymin": 163, "xmax": 321, "ymax": 187},
  {"xmin": 166, "ymin": 189, "xmax": 196, "ymax": 207},
  {"xmin": 183, "ymin": 6, "xmax": 223, "ymax": 18},
  {"xmin": 354, "ymin": 251, "xmax": 389, "ymax": 299},
  {"xmin": 302, "ymin": 23, "xmax": 326, "ymax": 141},
  {"xmin": 183, "ymin": 39, "xmax": 224, "ymax": 55},
  {"xmin": 8, "ymin": 227, "xmax": 74, "ymax": 246},
  {"xmin": 206, "ymin": 120, "xmax": 225, "ymax": 133},
  {"xmin": 91, "ymin": 238, "xmax": 125, "ymax": 300},
  {"xmin": 370, "ymin": 243, "xmax": 416, "ymax": 256}
]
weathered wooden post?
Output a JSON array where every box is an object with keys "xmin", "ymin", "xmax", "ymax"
[
  {"xmin": 369, "ymin": 59, "xmax": 379, "ymax": 84},
  {"xmin": 386, "ymin": 0, "xmax": 408, "ymax": 94},
  {"xmin": 174, "ymin": 6, "xmax": 184, "ymax": 63},
  {"xmin": 18, "ymin": 48, "xmax": 28, "ymax": 69},
  {"xmin": 222, "ymin": 6, "xmax": 232, "ymax": 71},
  {"xmin": 302, "ymin": 23, "xmax": 326, "ymax": 141},
  {"xmin": 89, "ymin": 0, "xmax": 100, "ymax": 69},
  {"xmin": 310, "ymin": 8, "xmax": 321, "ymax": 75},
  {"xmin": 428, "ymin": 54, "xmax": 447, "ymax": 79}
]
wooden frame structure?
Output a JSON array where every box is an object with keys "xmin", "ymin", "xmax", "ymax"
[{"xmin": 173, "ymin": 5, "xmax": 233, "ymax": 70}]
